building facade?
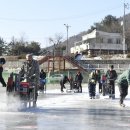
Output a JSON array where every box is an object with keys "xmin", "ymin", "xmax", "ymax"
[{"xmin": 71, "ymin": 29, "xmax": 126, "ymax": 56}]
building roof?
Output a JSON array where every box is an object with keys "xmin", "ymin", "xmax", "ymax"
[{"xmin": 82, "ymin": 29, "xmax": 122, "ymax": 41}]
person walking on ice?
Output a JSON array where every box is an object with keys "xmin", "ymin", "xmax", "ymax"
[
  {"xmin": 75, "ymin": 71, "xmax": 83, "ymax": 93},
  {"xmin": 20, "ymin": 54, "xmax": 40, "ymax": 107},
  {"xmin": 117, "ymin": 69, "xmax": 130, "ymax": 107}
]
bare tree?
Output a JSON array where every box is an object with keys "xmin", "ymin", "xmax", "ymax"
[
  {"xmin": 49, "ymin": 33, "xmax": 63, "ymax": 46},
  {"xmin": 48, "ymin": 33, "xmax": 65, "ymax": 56}
]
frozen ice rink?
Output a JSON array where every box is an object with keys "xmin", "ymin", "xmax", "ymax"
[{"xmin": 0, "ymin": 84, "xmax": 130, "ymax": 130}]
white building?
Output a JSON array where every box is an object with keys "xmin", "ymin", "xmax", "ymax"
[{"xmin": 71, "ymin": 29, "xmax": 126, "ymax": 56}]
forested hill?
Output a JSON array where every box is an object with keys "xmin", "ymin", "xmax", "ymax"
[{"xmin": 119, "ymin": 12, "xmax": 130, "ymax": 25}]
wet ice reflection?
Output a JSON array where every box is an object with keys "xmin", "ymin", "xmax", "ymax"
[{"xmin": 0, "ymin": 86, "xmax": 130, "ymax": 130}]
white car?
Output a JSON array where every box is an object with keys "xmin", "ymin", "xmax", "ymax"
[
  {"xmin": 93, "ymin": 56, "xmax": 102, "ymax": 60},
  {"xmin": 47, "ymin": 74, "xmax": 64, "ymax": 83}
]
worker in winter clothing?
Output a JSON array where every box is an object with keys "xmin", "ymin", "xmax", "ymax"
[
  {"xmin": 0, "ymin": 58, "xmax": 6, "ymax": 87},
  {"xmin": 75, "ymin": 71, "xmax": 83, "ymax": 93},
  {"xmin": 96, "ymin": 69, "xmax": 102, "ymax": 93},
  {"xmin": 88, "ymin": 70, "xmax": 98, "ymax": 99},
  {"xmin": 40, "ymin": 69, "xmax": 46, "ymax": 91},
  {"xmin": 105, "ymin": 65, "xmax": 117, "ymax": 99},
  {"xmin": 20, "ymin": 54, "xmax": 40, "ymax": 106},
  {"xmin": 117, "ymin": 70, "xmax": 130, "ymax": 107},
  {"xmin": 60, "ymin": 75, "xmax": 70, "ymax": 92},
  {"xmin": 20, "ymin": 54, "xmax": 40, "ymax": 83}
]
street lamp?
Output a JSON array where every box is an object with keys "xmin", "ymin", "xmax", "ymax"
[
  {"xmin": 64, "ymin": 24, "xmax": 71, "ymax": 54},
  {"xmin": 122, "ymin": 1, "xmax": 129, "ymax": 57}
]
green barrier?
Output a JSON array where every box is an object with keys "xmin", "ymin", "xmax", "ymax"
[
  {"xmin": 3, "ymin": 69, "xmax": 20, "ymax": 82},
  {"xmin": 3, "ymin": 71, "xmax": 10, "ymax": 82}
]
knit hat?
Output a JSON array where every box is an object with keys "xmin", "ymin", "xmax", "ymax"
[
  {"xmin": 110, "ymin": 65, "xmax": 114, "ymax": 69},
  {"xmin": 0, "ymin": 58, "xmax": 6, "ymax": 64}
]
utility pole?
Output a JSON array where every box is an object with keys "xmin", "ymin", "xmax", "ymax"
[
  {"xmin": 49, "ymin": 38, "xmax": 55, "ymax": 73},
  {"xmin": 53, "ymin": 44, "xmax": 55, "ymax": 73},
  {"xmin": 122, "ymin": 1, "xmax": 129, "ymax": 57},
  {"xmin": 64, "ymin": 24, "xmax": 71, "ymax": 54}
]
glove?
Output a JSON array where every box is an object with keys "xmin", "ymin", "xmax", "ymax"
[
  {"xmin": 30, "ymin": 75, "xmax": 36, "ymax": 79},
  {"xmin": 20, "ymin": 77, "xmax": 25, "ymax": 81}
]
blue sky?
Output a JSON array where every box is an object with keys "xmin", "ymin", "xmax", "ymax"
[{"xmin": 0, "ymin": 0, "xmax": 129, "ymax": 48}]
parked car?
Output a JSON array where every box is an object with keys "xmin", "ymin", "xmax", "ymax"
[{"xmin": 47, "ymin": 74, "xmax": 64, "ymax": 83}]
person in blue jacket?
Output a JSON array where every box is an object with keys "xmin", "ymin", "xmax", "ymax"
[
  {"xmin": 88, "ymin": 70, "xmax": 98, "ymax": 99},
  {"xmin": 117, "ymin": 70, "xmax": 130, "ymax": 107}
]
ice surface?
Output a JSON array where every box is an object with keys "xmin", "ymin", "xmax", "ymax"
[{"xmin": 0, "ymin": 84, "xmax": 130, "ymax": 130}]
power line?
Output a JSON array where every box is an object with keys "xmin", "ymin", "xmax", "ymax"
[{"xmin": 0, "ymin": 6, "xmax": 122, "ymax": 22}]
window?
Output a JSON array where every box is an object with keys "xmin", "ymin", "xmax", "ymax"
[
  {"xmin": 100, "ymin": 38, "xmax": 103, "ymax": 43},
  {"xmin": 108, "ymin": 39, "xmax": 112, "ymax": 43},
  {"xmin": 116, "ymin": 39, "xmax": 121, "ymax": 44}
]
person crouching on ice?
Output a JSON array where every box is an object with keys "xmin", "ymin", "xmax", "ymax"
[
  {"xmin": 88, "ymin": 70, "xmax": 98, "ymax": 99},
  {"xmin": 117, "ymin": 70, "xmax": 130, "ymax": 107},
  {"xmin": 60, "ymin": 75, "xmax": 70, "ymax": 92}
]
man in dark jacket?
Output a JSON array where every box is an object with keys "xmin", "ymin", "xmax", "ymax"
[
  {"xmin": 20, "ymin": 54, "xmax": 40, "ymax": 106},
  {"xmin": 75, "ymin": 71, "xmax": 83, "ymax": 93},
  {"xmin": 60, "ymin": 75, "xmax": 70, "ymax": 92},
  {"xmin": 106, "ymin": 65, "xmax": 117, "ymax": 99}
]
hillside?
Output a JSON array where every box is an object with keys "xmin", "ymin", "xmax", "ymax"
[{"xmin": 62, "ymin": 31, "xmax": 87, "ymax": 49}]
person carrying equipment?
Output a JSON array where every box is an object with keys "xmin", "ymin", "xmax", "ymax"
[
  {"xmin": 88, "ymin": 70, "xmax": 98, "ymax": 99},
  {"xmin": 20, "ymin": 54, "xmax": 40, "ymax": 106}
]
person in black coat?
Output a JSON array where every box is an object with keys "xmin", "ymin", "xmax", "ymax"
[
  {"xmin": 96, "ymin": 69, "xmax": 102, "ymax": 93},
  {"xmin": 105, "ymin": 65, "xmax": 117, "ymax": 99},
  {"xmin": 75, "ymin": 71, "xmax": 83, "ymax": 92},
  {"xmin": 0, "ymin": 64, "xmax": 6, "ymax": 87},
  {"xmin": 60, "ymin": 75, "xmax": 70, "ymax": 92}
]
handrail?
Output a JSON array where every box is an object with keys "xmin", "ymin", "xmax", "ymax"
[{"xmin": 63, "ymin": 56, "xmax": 87, "ymax": 72}]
